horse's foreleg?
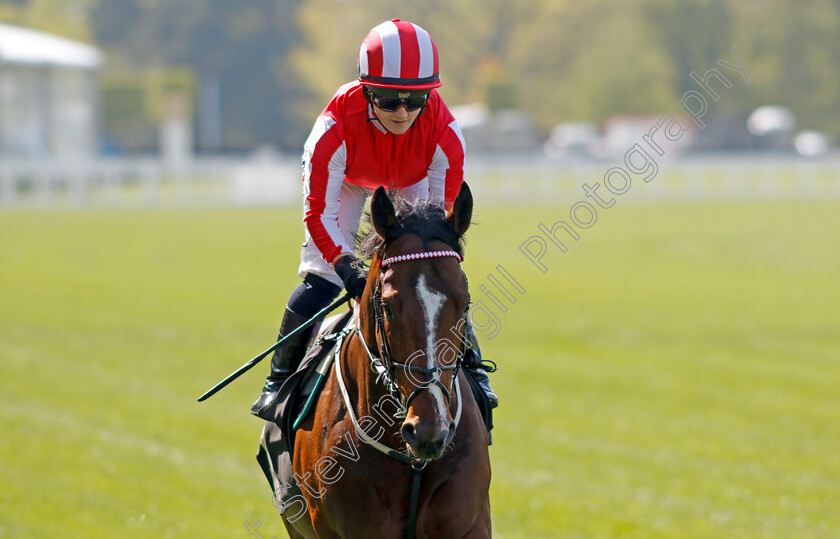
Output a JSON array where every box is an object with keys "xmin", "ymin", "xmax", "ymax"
[
  {"xmin": 460, "ymin": 530, "xmax": 491, "ymax": 538},
  {"xmin": 457, "ymin": 519, "xmax": 492, "ymax": 539}
]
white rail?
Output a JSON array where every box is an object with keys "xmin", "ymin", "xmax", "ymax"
[{"xmin": 2, "ymin": 154, "xmax": 839, "ymax": 209}]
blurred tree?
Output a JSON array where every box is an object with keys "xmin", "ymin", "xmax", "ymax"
[
  {"xmin": 726, "ymin": 0, "xmax": 840, "ymax": 137},
  {"xmin": 0, "ymin": 0, "xmax": 94, "ymax": 41},
  {"xmin": 10, "ymin": 0, "xmax": 837, "ymax": 151},
  {"xmin": 100, "ymin": 77, "xmax": 156, "ymax": 152},
  {"xmin": 291, "ymin": 0, "xmax": 541, "ymax": 123},
  {"xmin": 90, "ymin": 0, "xmax": 305, "ymax": 152},
  {"xmin": 647, "ymin": 0, "xmax": 733, "ymax": 97},
  {"xmin": 289, "ymin": 0, "xmax": 372, "ymax": 122},
  {"xmin": 100, "ymin": 68, "xmax": 196, "ymax": 153},
  {"xmin": 293, "ymin": 1, "xmax": 687, "ymax": 133},
  {"xmin": 509, "ymin": 1, "xmax": 677, "ymax": 130}
]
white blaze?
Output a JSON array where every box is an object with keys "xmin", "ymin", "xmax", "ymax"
[{"xmin": 416, "ymin": 274, "xmax": 448, "ymax": 419}]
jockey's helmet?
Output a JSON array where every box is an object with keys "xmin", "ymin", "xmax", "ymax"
[{"xmin": 358, "ymin": 19, "xmax": 442, "ymax": 90}]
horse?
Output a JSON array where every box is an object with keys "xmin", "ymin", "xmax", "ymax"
[{"xmin": 275, "ymin": 182, "xmax": 491, "ymax": 538}]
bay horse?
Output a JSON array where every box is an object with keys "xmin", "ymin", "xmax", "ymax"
[{"xmin": 281, "ymin": 182, "xmax": 491, "ymax": 538}]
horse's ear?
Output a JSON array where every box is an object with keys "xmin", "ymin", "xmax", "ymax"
[
  {"xmin": 447, "ymin": 182, "xmax": 473, "ymax": 236},
  {"xmin": 372, "ymin": 186, "xmax": 398, "ymax": 239}
]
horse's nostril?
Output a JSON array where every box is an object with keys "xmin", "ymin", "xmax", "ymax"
[
  {"xmin": 405, "ymin": 421, "xmax": 448, "ymax": 453},
  {"xmin": 401, "ymin": 423, "xmax": 417, "ymax": 445}
]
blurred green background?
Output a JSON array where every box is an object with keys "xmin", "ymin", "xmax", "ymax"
[
  {"xmin": 2, "ymin": 1, "xmax": 840, "ymax": 538},
  {"xmin": 2, "ymin": 0, "xmax": 840, "ymax": 152},
  {"xmin": 2, "ymin": 200, "xmax": 839, "ymax": 538}
]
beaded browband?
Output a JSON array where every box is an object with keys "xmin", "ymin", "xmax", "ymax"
[{"xmin": 378, "ymin": 250, "xmax": 463, "ymax": 267}]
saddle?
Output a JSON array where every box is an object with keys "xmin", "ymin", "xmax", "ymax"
[
  {"xmin": 266, "ymin": 309, "xmax": 355, "ymax": 451},
  {"xmin": 256, "ymin": 309, "xmax": 354, "ymax": 515}
]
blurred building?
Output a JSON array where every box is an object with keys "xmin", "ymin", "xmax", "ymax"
[
  {"xmin": 544, "ymin": 121, "xmax": 603, "ymax": 159},
  {"xmin": 0, "ymin": 23, "xmax": 103, "ymax": 161},
  {"xmin": 450, "ymin": 103, "xmax": 542, "ymax": 154}
]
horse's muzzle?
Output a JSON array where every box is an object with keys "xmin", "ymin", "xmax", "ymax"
[{"xmin": 401, "ymin": 419, "xmax": 454, "ymax": 460}]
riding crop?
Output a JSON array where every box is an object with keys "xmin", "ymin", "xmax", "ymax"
[{"xmin": 197, "ymin": 293, "xmax": 351, "ymax": 402}]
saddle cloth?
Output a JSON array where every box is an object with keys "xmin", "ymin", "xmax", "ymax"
[{"xmin": 256, "ymin": 308, "xmax": 353, "ymax": 514}]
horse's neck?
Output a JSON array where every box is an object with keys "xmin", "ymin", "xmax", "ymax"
[
  {"xmin": 342, "ymin": 306, "xmax": 403, "ymax": 444},
  {"xmin": 349, "ymin": 304, "xmax": 387, "ymax": 409}
]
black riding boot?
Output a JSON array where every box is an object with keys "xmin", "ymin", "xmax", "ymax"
[
  {"xmin": 462, "ymin": 323, "xmax": 498, "ymax": 409},
  {"xmin": 251, "ymin": 307, "xmax": 316, "ymax": 420}
]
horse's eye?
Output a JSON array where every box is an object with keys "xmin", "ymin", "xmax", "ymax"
[{"xmin": 383, "ymin": 302, "xmax": 393, "ymax": 317}]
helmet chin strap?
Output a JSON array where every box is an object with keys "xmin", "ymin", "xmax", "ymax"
[{"xmin": 363, "ymin": 87, "xmax": 386, "ymax": 127}]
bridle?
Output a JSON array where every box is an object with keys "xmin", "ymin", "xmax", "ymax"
[
  {"xmin": 364, "ymin": 249, "xmax": 468, "ymax": 414},
  {"xmin": 335, "ymin": 247, "xmax": 468, "ymax": 465},
  {"xmin": 332, "ymin": 247, "xmax": 469, "ymax": 538}
]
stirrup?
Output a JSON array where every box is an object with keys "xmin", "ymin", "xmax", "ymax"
[
  {"xmin": 476, "ymin": 359, "xmax": 498, "ymax": 373},
  {"xmin": 461, "ymin": 346, "xmax": 497, "ymax": 373}
]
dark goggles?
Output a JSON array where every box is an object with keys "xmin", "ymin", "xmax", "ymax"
[{"xmin": 365, "ymin": 86, "xmax": 429, "ymax": 112}]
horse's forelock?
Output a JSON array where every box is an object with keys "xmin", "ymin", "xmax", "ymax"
[{"xmin": 357, "ymin": 196, "xmax": 465, "ymax": 262}]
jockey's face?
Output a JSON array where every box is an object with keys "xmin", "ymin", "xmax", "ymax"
[{"xmin": 373, "ymin": 104, "xmax": 422, "ymax": 135}]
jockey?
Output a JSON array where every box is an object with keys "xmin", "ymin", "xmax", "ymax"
[{"xmin": 252, "ymin": 19, "xmax": 497, "ymax": 421}]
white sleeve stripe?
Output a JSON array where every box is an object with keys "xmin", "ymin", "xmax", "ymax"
[
  {"xmin": 301, "ymin": 115, "xmax": 340, "ymax": 208},
  {"xmin": 448, "ymin": 120, "xmax": 466, "ymax": 153},
  {"xmin": 303, "ymin": 116, "xmax": 337, "ymax": 157},
  {"xmin": 427, "ymin": 144, "xmax": 449, "ymax": 203},
  {"xmin": 303, "ymin": 139, "xmax": 348, "ymax": 255},
  {"xmin": 303, "ymin": 141, "xmax": 345, "ymax": 214}
]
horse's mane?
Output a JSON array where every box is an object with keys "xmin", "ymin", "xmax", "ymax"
[{"xmin": 357, "ymin": 196, "xmax": 465, "ymax": 262}]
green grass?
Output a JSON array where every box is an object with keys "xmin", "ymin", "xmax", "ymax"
[{"xmin": 1, "ymin": 201, "xmax": 838, "ymax": 538}]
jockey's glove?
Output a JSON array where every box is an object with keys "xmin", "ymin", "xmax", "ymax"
[{"xmin": 334, "ymin": 255, "xmax": 367, "ymax": 299}]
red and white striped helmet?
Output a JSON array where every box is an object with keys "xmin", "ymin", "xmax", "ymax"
[{"xmin": 358, "ymin": 19, "xmax": 441, "ymax": 90}]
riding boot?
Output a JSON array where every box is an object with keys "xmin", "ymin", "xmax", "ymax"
[
  {"xmin": 251, "ymin": 307, "xmax": 316, "ymax": 420},
  {"xmin": 462, "ymin": 323, "xmax": 498, "ymax": 409}
]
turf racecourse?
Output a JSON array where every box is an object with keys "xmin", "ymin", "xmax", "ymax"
[{"xmin": 1, "ymin": 201, "xmax": 838, "ymax": 538}]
